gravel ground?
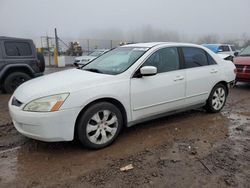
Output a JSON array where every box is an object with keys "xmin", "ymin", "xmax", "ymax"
[{"xmin": 0, "ymin": 70, "xmax": 249, "ymax": 188}]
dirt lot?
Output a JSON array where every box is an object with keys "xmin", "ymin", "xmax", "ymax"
[{"xmin": 0, "ymin": 69, "xmax": 249, "ymax": 187}]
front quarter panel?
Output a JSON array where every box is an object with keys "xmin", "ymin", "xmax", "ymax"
[{"xmin": 60, "ymin": 78, "xmax": 132, "ymax": 123}]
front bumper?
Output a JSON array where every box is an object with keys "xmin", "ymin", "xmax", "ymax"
[
  {"xmin": 236, "ymin": 72, "xmax": 250, "ymax": 82},
  {"xmin": 8, "ymin": 99, "xmax": 82, "ymax": 142}
]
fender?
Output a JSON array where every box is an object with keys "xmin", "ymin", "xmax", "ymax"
[{"xmin": 0, "ymin": 64, "xmax": 35, "ymax": 80}]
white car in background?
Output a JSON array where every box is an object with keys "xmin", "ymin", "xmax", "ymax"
[
  {"xmin": 9, "ymin": 42, "xmax": 236, "ymax": 149},
  {"xmin": 74, "ymin": 49, "xmax": 109, "ymax": 66},
  {"xmin": 202, "ymin": 44, "xmax": 239, "ymax": 61}
]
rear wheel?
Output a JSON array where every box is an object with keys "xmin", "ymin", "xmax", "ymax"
[
  {"xmin": 205, "ymin": 83, "xmax": 227, "ymax": 113},
  {"xmin": 77, "ymin": 102, "xmax": 123, "ymax": 149},
  {"xmin": 3, "ymin": 72, "xmax": 31, "ymax": 93}
]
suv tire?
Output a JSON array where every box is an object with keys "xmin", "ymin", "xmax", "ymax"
[{"xmin": 3, "ymin": 72, "xmax": 31, "ymax": 93}]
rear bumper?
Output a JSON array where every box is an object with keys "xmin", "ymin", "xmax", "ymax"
[{"xmin": 228, "ymin": 80, "xmax": 236, "ymax": 88}]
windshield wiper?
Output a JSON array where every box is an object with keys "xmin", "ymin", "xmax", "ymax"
[{"xmin": 83, "ymin": 68, "xmax": 103, "ymax": 73}]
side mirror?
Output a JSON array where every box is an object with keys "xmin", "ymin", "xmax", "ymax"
[
  {"xmin": 234, "ymin": 52, "xmax": 239, "ymax": 56},
  {"xmin": 218, "ymin": 49, "xmax": 223, "ymax": 52},
  {"xmin": 140, "ymin": 66, "xmax": 157, "ymax": 76},
  {"xmin": 73, "ymin": 62, "xmax": 79, "ymax": 67}
]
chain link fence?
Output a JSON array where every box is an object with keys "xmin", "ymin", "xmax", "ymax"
[{"xmin": 33, "ymin": 37, "xmax": 128, "ymax": 66}]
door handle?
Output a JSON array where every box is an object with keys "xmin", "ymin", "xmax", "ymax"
[
  {"xmin": 210, "ymin": 69, "xmax": 218, "ymax": 73},
  {"xmin": 174, "ymin": 76, "xmax": 184, "ymax": 81}
]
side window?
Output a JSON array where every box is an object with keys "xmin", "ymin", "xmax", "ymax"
[
  {"xmin": 207, "ymin": 54, "xmax": 217, "ymax": 65},
  {"xmin": 222, "ymin": 45, "xmax": 230, "ymax": 52},
  {"xmin": 230, "ymin": 45, "xmax": 236, "ymax": 51},
  {"xmin": 4, "ymin": 42, "xmax": 32, "ymax": 56},
  {"xmin": 182, "ymin": 47, "xmax": 209, "ymax": 68},
  {"xmin": 218, "ymin": 45, "xmax": 223, "ymax": 52},
  {"xmin": 143, "ymin": 47, "xmax": 180, "ymax": 73}
]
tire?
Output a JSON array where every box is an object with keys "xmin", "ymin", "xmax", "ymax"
[
  {"xmin": 77, "ymin": 102, "xmax": 123, "ymax": 149},
  {"xmin": 0, "ymin": 85, "xmax": 6, "ymax": 94},
  {"xmin": 204, "ymin": 83, "xmax": 227, "ymax": 113},
  {"xmin": 37, "ymin": 52, "xmax": 45, "ymax": 72},
  {"xmin": 3, "ymin": 72, "xmax": 31, "ymax": 93}
]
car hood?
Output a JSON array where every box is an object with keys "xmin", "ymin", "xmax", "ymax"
[
  {"xmin": 234, "ymin": 56, "xmax": 250, "ymax": 65},
  {"xmin": 75, "ymin": 55, "xmax": 96, "ymax": 61},
  {"xmin": 13, "ymin": 69, "xmax": 113, "ymax": 103}
]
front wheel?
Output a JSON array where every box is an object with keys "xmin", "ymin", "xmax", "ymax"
[
  {"xmin": 205, "ymin": 84, "xmax": 227, "ymax": 113},
  {"xmin": 76, "ymin": 102, "xmax": 123, "ymax": 149}
]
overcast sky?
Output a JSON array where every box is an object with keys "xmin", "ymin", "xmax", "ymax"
[{"xmin": 0, "ymin": 0, "xmax": 250, "ymax": 40}]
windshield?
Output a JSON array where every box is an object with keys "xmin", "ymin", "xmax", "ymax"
[
  {"xmin": 82, "ymin": 47, "xmax": 148, "ymax": 75},
  {"xmin": 88, "ymin": 50, "xmax": 104, "ymax": 57},
  {"xmin": 240, "ymin": 46, "xmax": 250, "ymax": 56},
  {"xmin": 202, "ymin": 44, "xmax": 219, "ymax": 53}
]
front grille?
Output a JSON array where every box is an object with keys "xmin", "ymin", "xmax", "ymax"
[
  {"xmin": 246, "ymin": 65, "xmax": 250, "ymax": 73},
  {"xmin": 235, "ymin": 64, "xmax": 245, "ymax": 72},
  {"xmin": 235, "ymin": 64, "xmax": 245, "ymax": 68},
  {"xmin": 235, "ymin": 64, "xmax": 250, "ymax": 73},
  {"xmin": 12, "ymin": 97, "xmax": 23, "ymax": 107}
]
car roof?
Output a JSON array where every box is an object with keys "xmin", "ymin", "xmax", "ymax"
[
  {"xmin": 202, "ymin": 43, "xmax": 234, "ymax": 47},
  {"xmin": 122, "ymin": 42, "xmax": 203, "ymax": 48},
  {"xmin": 0, "ymin": 36, "xmax": 31, "ymax": 41}
]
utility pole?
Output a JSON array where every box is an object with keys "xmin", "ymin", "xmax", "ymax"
[
  {"xmin": 87, "ymin": 39, "xmax": 90, "ymax": 53},
  {"xmin": 55, "ymin": 28, "xmax": 59, "ymax": 55},
  {"xmin": 46, "ymin": 34, "xmax": 51, "ymax": 66}
]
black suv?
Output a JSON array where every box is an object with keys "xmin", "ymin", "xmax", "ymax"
[{"xmin": 0, "ymin": 36, "xmax": 45, "ymax": 93}]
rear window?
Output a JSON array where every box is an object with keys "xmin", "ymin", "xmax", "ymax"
[
  {"xmin": 4, "ymin": 42, "xmax": 32, "ymax": 56},
  {"xmin": 207, "ymin": 54, "xmax": 217, "ymax": 65}
]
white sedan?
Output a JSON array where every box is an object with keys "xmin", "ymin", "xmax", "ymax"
[{"xmin": 9, "ymin": 42, "xmax": 236, "ymax": 149}]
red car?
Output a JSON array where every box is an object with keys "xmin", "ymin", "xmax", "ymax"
[{"xmin": 233, "ymin": 46, "xmax": 250, "ymax": 83}]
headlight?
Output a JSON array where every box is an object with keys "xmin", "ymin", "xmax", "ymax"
[{"xmin": 23, "ymin": 93, "xmax": 69, "ymax": 112}]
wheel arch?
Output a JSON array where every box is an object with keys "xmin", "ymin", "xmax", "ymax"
[
  {"xmin": 213, "ymin": 81, "xmax": 229, "ymax": 96},
  {"xmin": 0, "ymin": 65, "xmax": 34, "ymax": 85},
  {"xmin": 74, "ymin": 97, "xmax": 128, "ymax": 140}
]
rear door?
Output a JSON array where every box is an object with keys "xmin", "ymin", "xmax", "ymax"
[
  {"xmin": 181, "ymin": 47, "xmax": 221, "ymax": 106},
  {"xmin": 130, "ymin": 47, "xmax": 186, "ymax": 121}
]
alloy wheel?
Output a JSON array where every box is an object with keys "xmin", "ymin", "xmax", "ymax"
[
  {"xmin": 86, "ymin": 110, "xmax": 118, "ymax": 145},
  {"xmin": 212, "ymin": 87, "xmax": 226, "ymax": 110}
]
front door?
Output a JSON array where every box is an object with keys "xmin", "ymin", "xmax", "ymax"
[{"xmin": 130, "ymin": 47, "xmax": 186, "ymax": 121}]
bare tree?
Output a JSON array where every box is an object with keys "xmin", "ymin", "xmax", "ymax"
[{"xmin": 197, "ymin": 34, "xmax": 220, "ymax": 44}]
